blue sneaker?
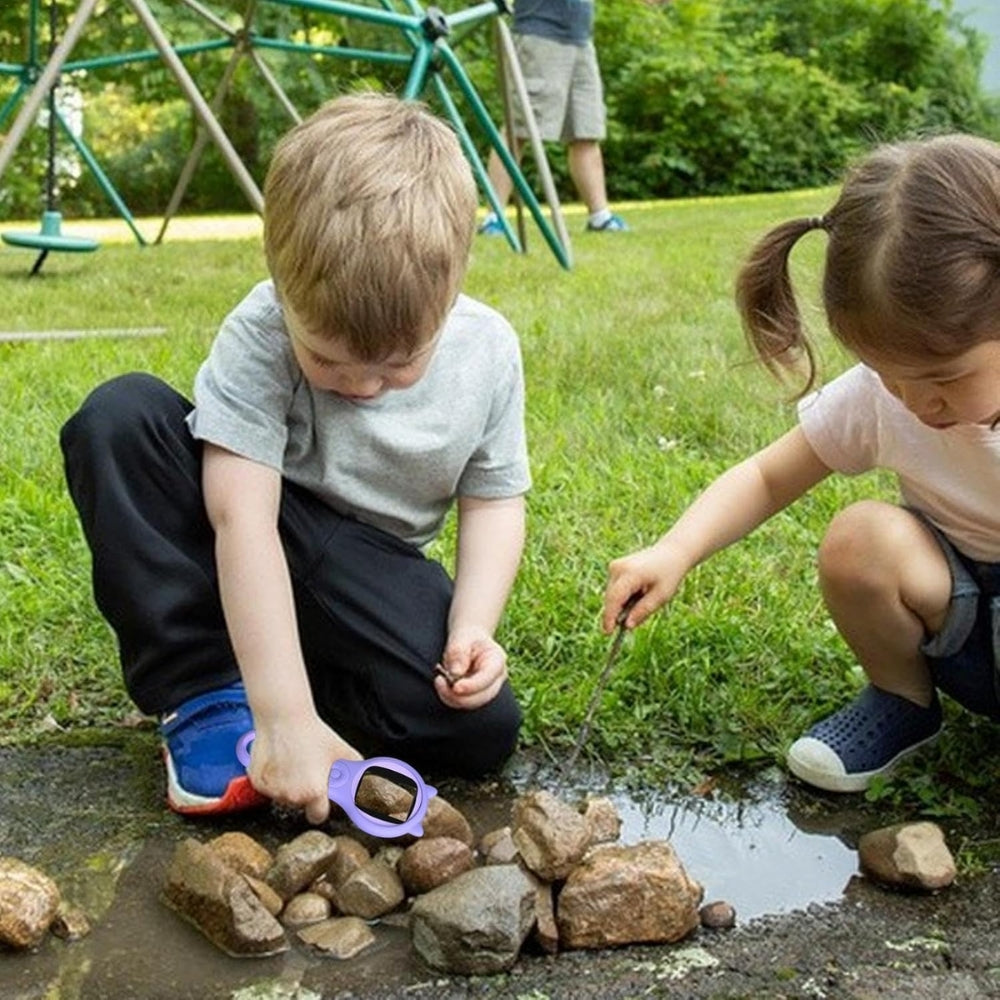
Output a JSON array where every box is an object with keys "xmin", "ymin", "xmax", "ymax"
[
  {"xmin": 786, "ymin": 685, "xmax": 942, "ymax": 793},
  {"xmin": 160, "ymin": 682, "xmax": 268, "ymax": 815},
  {"xmin": 586, "ymin": 213, "xmax": 629, "ymax": 232},
  {"xmin": 477, "ymin": 213, "xmax": 505, "ymax": 236}
]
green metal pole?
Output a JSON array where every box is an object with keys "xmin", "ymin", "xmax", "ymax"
[{"xmin": 435, "ymin": 40, "xmax": 570, "ymax": 268}]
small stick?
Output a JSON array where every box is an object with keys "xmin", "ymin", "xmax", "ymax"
[
  {"xmin": 564, "ymin": 593, "xmax": 641, "ymax": 772},
  {"xmin": 434, "ymin": 663, "xmax": 459, "ymax": 687}
]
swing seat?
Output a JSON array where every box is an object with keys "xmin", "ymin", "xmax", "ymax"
[{"xmin": 2, "ymin": 211, "xmax": 98, "ymax": 253}]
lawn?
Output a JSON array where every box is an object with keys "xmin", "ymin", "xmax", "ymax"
[{"xmin": 1, "ymin": 194, "xmax": 996, "ymax": 821}]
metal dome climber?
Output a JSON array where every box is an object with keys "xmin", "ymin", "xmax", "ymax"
[
  {"xmin": 0, "ymin": 0, "xmax": 571, "ymax": 269},
  {"xmin": 1, "ymin": 0, "xmax": 98, "ymax": 275}
]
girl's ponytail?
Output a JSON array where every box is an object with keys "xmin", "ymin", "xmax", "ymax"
[{"xmin": 735, "ymin": 216, "xmax": 827, "ymax": 396}]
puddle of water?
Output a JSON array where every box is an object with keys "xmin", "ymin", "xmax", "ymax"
[{"xmin": 611, "ymin": 787, "xmax": 859, "ymax": 920}]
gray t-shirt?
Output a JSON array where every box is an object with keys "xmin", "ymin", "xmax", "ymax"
[
  {"xmin": 187, "ymin": 281, "xmax": 531, "ymax": 548},
  {"xmin": 514, "ymin": 0, "xmax": 594, "ymax": 45}
]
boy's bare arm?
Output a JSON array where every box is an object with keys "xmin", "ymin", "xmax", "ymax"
[
  {"xmin": 435, "ymin": 494, "xmax": 526, "ymax": 709},
  {"xmin": 603, "ymin": 426, "xmax": 832, "ymax": 631},
  {"xmin": 202, "ymin": 444, "xmax": 360, "ymax": 823}
]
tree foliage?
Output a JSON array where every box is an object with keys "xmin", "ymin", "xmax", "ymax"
[{"xmin": 0, "ymin": 0, "xmax": 996, "ymax": 216}]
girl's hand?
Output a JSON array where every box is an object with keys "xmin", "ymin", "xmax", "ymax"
[
  {"xmin": 434, "ymin": 627, "xmax": 507, "ymax": 710},
  {"xmin": 602, "ymin": 540, "xmax": 690, "ymax": 633},
  {"xmin": 246, "ymin": 715, "xmax": 362, "ymax": 825}
]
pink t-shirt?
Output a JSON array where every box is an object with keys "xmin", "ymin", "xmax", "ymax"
[{"xmin": 798, "ymin": 363, "xmax": 1000, "ymax": 562}]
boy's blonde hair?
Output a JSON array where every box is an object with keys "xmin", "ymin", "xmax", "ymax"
[
  {"xmin": 263, "ymin": 92, "xmax": 477, "ymax": 360},
  {"xmin": 736, "ymin": 133, "xmax": 1000, "ymax": 395}
]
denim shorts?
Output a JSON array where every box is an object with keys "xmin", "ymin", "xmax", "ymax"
[{"xmin": 916, "ymin": 512, "xmax": 1000, "ymax": 720}]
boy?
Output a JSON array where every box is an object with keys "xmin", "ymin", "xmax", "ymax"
[{"xmin": 61, "ymin": 93, "xmax": 530, "ymax": 823}]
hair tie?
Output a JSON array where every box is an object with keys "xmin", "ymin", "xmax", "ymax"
[{"xmin": 807, "ymin": 215, "xmax": 827, "ymax": 232}]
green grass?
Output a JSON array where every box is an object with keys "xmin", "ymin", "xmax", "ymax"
[{"xmin": 2, "ymin": 194, "xmax": 997, "ymax": 822}]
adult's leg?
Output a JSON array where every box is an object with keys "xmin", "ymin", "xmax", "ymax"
[
  {"xmin": 280, "ymin": 483, "xmax": 521, "ymax": 778},
  {"xmin": 567, "ymin": 139, "xmax": 609, "ymax": 215},
  {"xmin": 483, "ymin": 140, "xmax": 524, "ymax": 212},
  {"xmin": 565, "ymin": 40, "xmax": 609, "ymax": 214},
  {"xmin": 61, "ymin": 373, "xmax": 239, "ymax": 716},
  {"xmin": 817, "ymin": 500, "xmax": 952, "ymax": 706}
]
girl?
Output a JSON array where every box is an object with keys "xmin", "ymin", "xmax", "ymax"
[{"xmin": 603, "ymin": 133, "xmax": 1000, "ymax": 793}]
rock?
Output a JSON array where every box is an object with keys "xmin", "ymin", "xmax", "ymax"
[
  {"xmin": 162, "ymin": 838, "xmax": 288, "ymax": 957},
  {"xmin": 298, "ymin": 916, "xmax": 376, "ymax": 958},
  {"xmin": 511, "ymin": 790, "xmax": 591, "ymax": 881},
  {"xmin": 207, "ymin": 832, "xmax": 273, "ymax": 878},
  {"xmin": 699, "ymin": 899, "xmax": 736, "ymax": 929},
  {"xmin": 323, "ymin": 836, "xmax": 370, "ymax": 889},
  {"xmin": 244, "ymin": 875, "xmax": 284, "ymax": 917},
  {"xmin": 557, "ymin": 841, "xmax": 703, "ymax": 949},
  {"xmin": 580, "ymin": 796, "xmax": 622, "ymax": 846},
  {"xmin": 398, "ymin": 837, "xmax": 476, "ymax": 895},
  {"xmin": 0, "ymin": 857, "xmax": 61, "ymax": 948},
  {"xmin": 50, "ymin": 902, "xmax": 92, "ymax": 941},
  {"xmin": 410, "ymin": 864, "xmax": 537, "ymax": 975},
  {"xmin": 281, "ymin": 892, "xmax": 332, "ymax": 927},
  {"xmin": 532, "ymin": 880, "xmax": 559, "ymax": 954},
  {"xmin": 333, "ymin": 858, "xmax": 405, "ymax": 919},
  {"xmin": 858, "ymin": 821, "xmax": 957, "ymax": 891},
  {"xmin": 479, "ymin": 826, "xmax": 520, "ymax": 865},
  {"xmin": 421, "ymin": 797, "xmax": 474, "ymax": 846},
  {"xmin": 266, "ymin": 830, "xmax": 340, "ymax": 900}
]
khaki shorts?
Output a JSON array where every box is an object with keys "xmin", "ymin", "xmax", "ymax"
[{"xmin": 509, "ymin": 34, "xmax": 606, "ymax": 143}]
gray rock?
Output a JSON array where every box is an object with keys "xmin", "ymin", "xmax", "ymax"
[
  {"xmin": 333, "ymin": 858, "xmax": 405, "ymax": 919},
  {"xmin": 410, "ymin": 864, "xmax": 537, "ymax": 975}
]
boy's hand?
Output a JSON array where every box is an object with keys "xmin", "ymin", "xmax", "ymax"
[
  {"xmin": 602, "ymin": 540, "xmax": 689, "ymax": 633},
  {"xmin": 434, "ymin": 627, "xmax": 507, "ymax": 709},
  {"xmin": 246, "ymin": 715, "xmax": 362, "ymax": 825}
]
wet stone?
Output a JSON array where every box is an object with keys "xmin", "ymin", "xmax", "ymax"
[
  {"xmin": 162, "ymin": 838, "xmax": 288, "ymax": 958},
  {"xmin": 0, "ymin": 857, "xmax": 61, "ymax": 949}
]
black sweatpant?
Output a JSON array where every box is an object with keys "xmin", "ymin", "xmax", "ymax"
[{"xmin": 60, "ymin": 373, "xmax": 521, "ymax": 776}]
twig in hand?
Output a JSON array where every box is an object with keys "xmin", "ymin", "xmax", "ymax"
[
  {"xmin": 564, "ymin": 593, "xmax": 642, "ymax": 772},
  {"xmin": 434, "ymin": 663, "xmax": 459, "ymax": 687}
]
